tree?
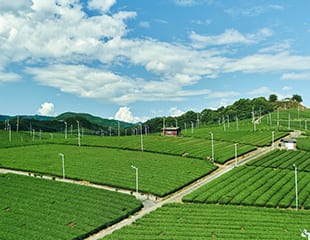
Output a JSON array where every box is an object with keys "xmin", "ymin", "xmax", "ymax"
[
  {"xmin": 269, "ymin": 94, "xmax": 278, "ymax": 102},
  {"xmin": 292, "ymin": 94, "xmax": 303, "ymax": 103}
]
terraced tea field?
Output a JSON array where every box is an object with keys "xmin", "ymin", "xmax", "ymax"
[
  {"xmin": 47, "ymin": 135, "xmax": 256, "ymax": 164},
  {"xmin": 0, "ymin": 144, "xmax": 216, "ymax": 196},
  {"xmin": 0, "ymin": 173, "xmax": 142, "ymax": 240},
  {"xmin": 183, "ymin": 128, "xmax": 288, "ymax": 147},
  {"xmin": 184, "ymin": 150, "xmax": 310, "ymax": 209},
  {"xmin": 103, "ymin": 203, "xmax": 310, "ymax": 240},
  {"xmin": 246, "ymin": 149, "xmax": 310, "ymax": 171}
]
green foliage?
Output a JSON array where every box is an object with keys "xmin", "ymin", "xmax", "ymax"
[
  {"xmin": 104, "ymin": 203, "xmax": 310, "ymax": 240},
  {"xmin": 0, "ymin": 144, "xmax": 216, "ymax": 196},
  {"xmin": 269, "ymin": 94, "xmax": 278, "ymax": 102},
  {"xmin": 0, "ymin": 173, "xmax": 142, "ymax": 240},
  {"xmin": 0, "ymin": 112, "xmax": 135, "ymax": 134},
  {"xmin": 292, "ymin": 94, "xmax": 303, "ymax": 103},
  {"xmin": 297, "ymin": 137, "xmax": 310, "ymax": 151},
  {"xmin": 144, "ymin": 97, "xmax": 274, "ymax": 133},
  {"xmin": 56, "ymin": 112, "xmax": 134, "ymax": 128}
]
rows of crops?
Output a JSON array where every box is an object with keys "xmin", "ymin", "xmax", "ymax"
[
  {"xmin": 0, "ymin": 173, "xmax": 142, "ymax": 240},
  {"xmin": 184, "ymin": 164, "xmax": 310, "ymax": 209},
  {"xmin": 104, "ymin": 203, "xmax": 310, "ymax": 240},
  {"xmin": 0, "ymin": 144, "xmax": 216, "ymax": 196},
  {"xmin": 296, "ymin": 137, "xmax": 310, "ymax": 152},
  {"xmin": 45, "ymin": 135, "xmax": 256, "ymax": 164},
  {"xmin": 0, "ymin": 130, "xmax": 257, "ymax": 164},
  {"xmin": 246, "ymin": 149, "xmax": 310, "ymax": 171},
  {"xmin": 183, "ymin": 128, "xmax": 288, "ymax": 147},
  {"xmin": 0, "ymin": 130, "xmax": 43, "ymax": 148}
]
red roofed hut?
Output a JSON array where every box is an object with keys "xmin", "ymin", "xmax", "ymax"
[{"xmin": 162, "ymin": 127, "xmax": 181, "ymax": 136}]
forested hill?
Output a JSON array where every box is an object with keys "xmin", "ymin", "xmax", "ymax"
[
  {"xmin": 144, "ymin": 95, "xmax": 306, "ymax": 133},
  {"xmin": 0, "ymin": 112, "xmax": 135, "ymax": 133}
]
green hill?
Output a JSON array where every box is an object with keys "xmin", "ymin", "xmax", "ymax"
[
  {"xmin": 56, "ymin": 112, "xmax": 134, "ymax": 128},
  {"xmin": 0, "ymin": 112, "xmax": 135, "ymax": 134}
]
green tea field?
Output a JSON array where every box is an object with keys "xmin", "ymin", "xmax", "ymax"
[
  {"xmin": 0, "ymin": 173, "xmax": 142, "ymax": 240},
  {"xmin": 104, "ymin": 203, "xmax": 310, "ymax": 240},
  {"xmin": 0, "ymin": 144, "xmax": 216, "ymax": 196}
]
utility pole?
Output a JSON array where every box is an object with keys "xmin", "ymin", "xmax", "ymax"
[
  {"xmin": 76, "ymin": 120, "xmax": 81, "ymax": 146},
  {"xmin": 293, "ymin": 164, "xmax": 298, "ymax": 211},
  {"xmin": 131, "ymin": 165, "xmax": 138, "ymax": 197},
  {"xmin": 59, "ymin": 153, "xmax": 65, "ymax": 179},
  {"xmin": 209, "ymin": 132, "xmax": 214, "ymax": 163},
  {"xmin": 234, "ymin": 143, "xmax": 238, "ymax": 167},
  {"xmin": 140, "ymin": 124, "xmax": 144, "ymax": 152}
]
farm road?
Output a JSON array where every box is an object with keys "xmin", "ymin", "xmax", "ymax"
[{"xmin": 86, "ymin": 144, "xmax": 276, "ymax": 240}]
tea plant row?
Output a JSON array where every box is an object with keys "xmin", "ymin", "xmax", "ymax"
[
  {"xmin": 104, "ymin": 203, "xmax": 310, "ymax": 240},
  {"xmin": 0, "ymin": 174, "xmax": 142, "ymax": 240},
  {"xmin": 184, "ymin": 164, "xmax": 310, "ymax": 209},
  {"xmin": 0, "ymin": 144, "xmax": 216, "ymax": 196}
]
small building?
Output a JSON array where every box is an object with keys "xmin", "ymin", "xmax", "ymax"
[
  {"xmin": 162, "ymin": 127, "xmax": 181, "ymax": 136},
  {"xmin": 279, "ymin": 139, "xmax": 297, "ymax": 150}
]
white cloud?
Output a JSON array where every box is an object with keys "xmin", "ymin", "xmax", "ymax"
[
  {"xmin": 247, "ymin": 86, "xmax": 272, "ymax": 96},
  {"xmin": 0, "ymin": 71, "xmax": 21, "ymax": 83},
  {"xmin": 223, "ymin": 52, "xmax": 310, "ymax": 74},
  {"xmin": 259, "ymin": 41, "xmax": 291, "ymax": 53},
  {"xmin": 0, "ymin": 0, "xmax": 32, "ymax": 13},
  {"xmin": 0, "ymin": 1, "xmax": 309, "ymax": 108},
  {"xmin": 114, "ymin": 106, "xmax": 147, "ymax": 123},
  {"xmin": 87, "ymin": 0, "xmax": 116, "ymax": 13},
  {"xmin": 37, "ymin": 102, "xmax": 55, "ymax": 116},
  {"xmin": 282, "ymin": 86, "xmax": 292, "ymax": 91},
  {"xmin": 190, "ymin": 28, "xmax": 272, "ymax": 48},
  {"xmin": 169, "ymin": 107, "xmax": 185, "ymax": 117},
  {"xmin": 281, "ymin": 72, "xmax": 310, "ymax": 80},
  {"xmin": 205, "ymin": 91, "xmax": 240, "ymax": 99},
  {"xmin": 225, "ymin": 4, "xmax": 284, "ymax": 17}
]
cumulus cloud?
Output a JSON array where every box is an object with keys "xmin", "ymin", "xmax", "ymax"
[
  {"xmin": 114, "ymin": 106, "xmax": 147, "ymax": 123},
  {"xmin": 169, "ymin": 107, "xmax": 185, "ymax": 117},
  {"xmin": 37, "ymin": 102, "xmax": 55, "ymax": 116},
  {"xmin": 88, "ymin": 0, "xmax": 116, "ymax": 13}
]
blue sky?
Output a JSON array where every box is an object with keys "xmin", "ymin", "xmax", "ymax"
[{"xmin": 1, "ymin": 0, "xmax": 310, "ymax": 122}]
